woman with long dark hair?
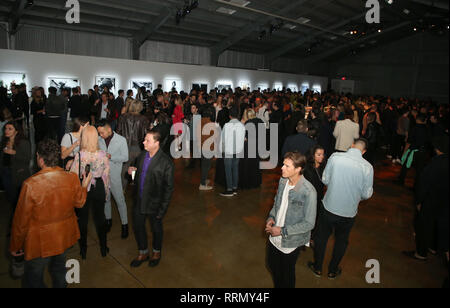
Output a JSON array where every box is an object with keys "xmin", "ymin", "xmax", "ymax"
[
  {"xmin": 0, "ymin": 121, "xmax": 31, "ymax": 233},
  {"xmin": 303, "ymin": 144, "xmax": 326, "ymax": 241}
]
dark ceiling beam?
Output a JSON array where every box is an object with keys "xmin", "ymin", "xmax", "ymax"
[
  {"xmin": 8, "ymin": 0, "xmax": 27, "ymax": 35},
  {"xmin": 304, "ymin": 21, "xmax": 412, "ymax": 64},
  {"xmin": 410, "ymin": 0, "xmax": 448, "ymax": 11},
  {"xmin": 77, "ymin": 0, "xmax": 161, "ymax": 16},
  {"xmin": 209, "ymin": 0, "xmax": 309, "ymax": 66},
  {"xmin": 21, "ymin": 9, "xmax": 141, "ymax": 32},
  {"xmin": 35, "ymin": 0, "xmax": 151, "ymax": 24},
  {"xmin": 265, "ymin": 12, "xmax": 367, "ymax": 63},
  {"xmin": 21, "ymin": 18, "xmax": 134, "ymax": 37},
  {"xmin": 131, "ymin": 6, "xmax": 173, "ymax": 60}
]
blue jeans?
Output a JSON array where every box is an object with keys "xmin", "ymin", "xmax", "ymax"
[
  {"xmin": 224, "ymin": 157, "xmax": 239, "ymax": 191},
  {"xmin": 23, "ymin": 252, "xmax": 67, "ymax": 288}
]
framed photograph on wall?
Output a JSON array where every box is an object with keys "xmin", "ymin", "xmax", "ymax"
[
  {"xmin": 192, "ymin": 83, "xmax": 208, "ymax": 92},
  {"xmin": 216, "ymin": 84, "xmax": 232, "ymax": 92},
  {"xmin": 0, "ymin": 72, "xmax": 26, "ymax": 94},
  {"xmin": 165, "ymin": 79, "xmax": 182, "ymax": 92},
  {"xmin": 96, "ymin": 76, "xmax": 116, "ymax": 94},
  {"xmin": 130, "ymin": 80, "xmax": 153, "ymax": 93},
  {"xmin": 48, "ymin": 77, "xmax": 80, "ymax": 95}
]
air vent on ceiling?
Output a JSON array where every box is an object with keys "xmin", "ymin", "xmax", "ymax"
[
  {"xmin": 223, "ymin": 0, "xmax": 251, "ymax": 7},
  {"xmin": 284, "ymin": 23, "xmax": 297, "ymax": 30},
  {"xmin": 296, "ymin": 17, "xmax": 310, "ymax": 24},
  {"xmin": 216, "ymin": 7, "xmax": 237, "ymax": 15}
]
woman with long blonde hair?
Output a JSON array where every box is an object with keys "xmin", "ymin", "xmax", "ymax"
[{"xmin": 70, "ymin": 126, "xmax": 110, "ymax": 259}]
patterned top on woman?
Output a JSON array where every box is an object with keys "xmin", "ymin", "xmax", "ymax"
[{"xmin": 70, "ymin": 150, "xmax": 110, "ymax": 201}]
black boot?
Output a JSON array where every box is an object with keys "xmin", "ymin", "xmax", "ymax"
[
  {"xmin": 105, "ymin": 219, "xmax": 112, "ymax": 233},
  {"xmin": 100, "ymin": 245, "xmax": 109, "ymax": 257},
  {"xmin": 121, "ymin": 224, "xmax": 129, "ymax": 239}
]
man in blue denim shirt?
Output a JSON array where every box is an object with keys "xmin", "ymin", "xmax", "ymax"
[
  {"xmin": 308, "ymin": 138, "xmax": 374, "ymax": 279},
  {"xmin": 266, "ymin": 151, "xmax": 317, "ymax": 288}
]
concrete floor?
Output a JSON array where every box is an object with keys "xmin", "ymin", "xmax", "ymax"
[{"xmin": 0, "ymin": 158, "xmax": 447, "ymax": 288}]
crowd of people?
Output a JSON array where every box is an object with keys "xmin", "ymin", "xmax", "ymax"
[{"xmin": 0, "ymin": 81, "xmax": 448, "ymax": 288}]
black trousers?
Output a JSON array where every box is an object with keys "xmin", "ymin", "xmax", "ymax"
[
  {"xmin": 200, "ymin": 156, "xmax": 212, "ymax": 185},
  {"xmin": 392, "ymin": 133, "xmax": 406, "ymax": 159},
  {"xmin": 267, "ymin": 242, "xmax": 300, "ymax": 288},
  {"xmin": 313, "ymin": 209, "xmax": 355, "ymax": 273},
  {"xmin": 46, "ymin": 117, "xmax": 60, "ymax": 141},
  {"xmin": 77, "ymin": 178, "xmax": 107, "ymax": 250},
  {"xmin": 133, "ymin": 203, "xmax": 163, "ymax": 252},
  {"xmin": 414, "ymin": 205, "xmax": 438, "ymax": 257},
  {"xmin": 23, "ymin": 252, "xmax": 67, "ymax": 288},
  {"xmin": 398, "ymin": 149, "xmax": 427, "ymax": 188}
]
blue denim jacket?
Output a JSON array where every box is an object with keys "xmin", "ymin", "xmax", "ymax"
[{"xmin": 267, "ymin": 176, "xmax": 317, "ymax": 248}]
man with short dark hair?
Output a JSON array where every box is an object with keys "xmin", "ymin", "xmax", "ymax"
[
  {"xmin": 220, "ymin": 106, "xmax": 245, "ymax": 197},
  {"xmin": 403, "ymin": 136, "xmax": 449, "ymax": 261},
  {"xmin": 266, "ymin": 151, "xmax": 317, "ymax": 288},
  {"xmin": 97, "ymin": 120, "xmax": 129, "ymax": 239},
  {"xmin": 308, "ymin": 138, "xmax": 374, "ymax": 279},
  {"xmin": 281, "ymin": 120, "xmax": 317, "ymax": 157},
  {"xmin": 46, "ymin": 87, "xmax": 66, "ymax": 142},
  {"xmin": 128, "ymin": 129, "xmax": 174, "ymax": 268},
  {"xmin": 333, "ymin": 109, "xmax": 360, "ymax": 152},
  {"xmin": 10, "ymin": 139, "xmax": 91, "ymax": 288}
]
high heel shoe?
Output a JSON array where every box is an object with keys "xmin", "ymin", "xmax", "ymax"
[
  {"xmin": 101, "ymin": 246, "xmax": 109, "ymax": 257},
  {"xmin": 121, "ymin": 224, "xmax": 129, "ymax": 239}
]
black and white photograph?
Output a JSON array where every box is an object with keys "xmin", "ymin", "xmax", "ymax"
[
  {"xmin": 130, "ymin": 80, "xmax": 153, "ymax": 92},
  {"xmin": 96, "ymin": 76, "xmax": 116, "ymax": 94},
  {"xmin": 0, "ymin": 72, "xmax": 26, "ymax": 93},
  {"xmin": 192, "ymin": 83, "xmax": 208, "ymax": 92},
  {"xmin": 216, "ymin": 84, "xmax": 232, "ymax": 92},
  {"xmin": 165, "ymin": 79, "xmax": 182, "ymax": 92},
  {"xmin": 48, "ymin": 77, "xmax": 80, "ymax": 95}
]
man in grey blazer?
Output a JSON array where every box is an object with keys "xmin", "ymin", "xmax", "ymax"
[{"xmin": 97, "ymin": 120, "xmax": 129, "ymax": 239}]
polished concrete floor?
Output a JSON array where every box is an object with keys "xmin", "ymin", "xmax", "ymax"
[{"xmin": 0, "ymin": 157, "xmax": 448, "ymax": 288}]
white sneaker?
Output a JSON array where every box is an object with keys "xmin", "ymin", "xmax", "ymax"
[
  {"xmin": 396, "ymin": 159, "xmax": 402, "ymax": 164},
  {"xmin": 392, "ymin": 159, "xmax": 397, "ymax": 164},
  {"xmin": 386, "ymin": 155, "xmax": 392, "ymax": 159},
  {"xmin": 199, "ymin": 184, "xmax": 213, "ymax": 191}
]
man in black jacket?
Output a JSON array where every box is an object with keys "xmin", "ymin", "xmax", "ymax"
[
  {"xmin": 128, "ymin": 129, "xmax": 174, "ymax": 268},
  {"xmin": 281, "ymin": 120, "xmax": 317, "ymax": 158},
  {"xmin": 403, "ymin": 136, "xmax": 449, "ymax": 261}
]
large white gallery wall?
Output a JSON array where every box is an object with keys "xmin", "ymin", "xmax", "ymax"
[{"xmin": 0, "ymin": 49, "xmax": 328, "ymax": 95}]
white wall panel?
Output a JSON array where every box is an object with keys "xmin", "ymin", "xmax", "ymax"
[{"xmin": 0, "ymin": 49, "xmax": 328, "ymax": 96}]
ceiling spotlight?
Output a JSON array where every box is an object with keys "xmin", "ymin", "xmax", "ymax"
[
  {"xmin": 25, "ymin": 0, "xmax": 34, "ymax": 8},
  {"xmin": 386, "ymin": 0, "xmax": 394, "ymax": 4},
  {"xmin": 413, "ymin": 27, "xmax": 417, "ymax": 31},
  {"xmin": 378, "ymin": 29, "xmax": 382, "ymax": 33}
]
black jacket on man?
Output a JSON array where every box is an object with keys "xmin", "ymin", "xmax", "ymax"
[
  {"xmin": 281, "ymin": 132, "xmax": 317, "ymax": 158},
  {"xmin": 134, "ymin": 149, "xmax": 174, "ymax": 218}
]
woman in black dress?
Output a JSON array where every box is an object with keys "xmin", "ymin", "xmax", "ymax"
[
  {"xmin": 303, "ymin": 144, "xmax": 326, "ymax": 241},
  {"xmin": 0, "ymin": 121, "xmax": 31, "ymax": 233},
  {"xmin": 239, "ymin": 109, "xmax": 264, "ymax": 189}
]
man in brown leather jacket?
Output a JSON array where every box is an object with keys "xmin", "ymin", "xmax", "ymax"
[{"xmin": 9, "ymin": 139, "xmax": 92, "ymax": 288}]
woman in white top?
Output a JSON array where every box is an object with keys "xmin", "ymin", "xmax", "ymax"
[{"xmin": 61, "ymin": 117, "xmax": 89, "ymax": 170}]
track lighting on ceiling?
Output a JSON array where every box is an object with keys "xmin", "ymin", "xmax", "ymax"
[{"xmin": 175, "ymin": 0, "xmax": 199, "ymax": 25}]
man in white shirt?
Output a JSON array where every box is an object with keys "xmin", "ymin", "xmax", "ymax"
[
  {"xmin": 265, "ymin": 151, "xmax": 317, "ymax": 288},
  {"xmin": 333, "ymin": 109, "xmax": 359, "ymax": 152},
  {"xmin": 220, "ymin": 106, "xmax": 245, "ymax": 197},
  {"xmin": 308, "ymin": 138, "xmax": 374, "ymax": 280}
]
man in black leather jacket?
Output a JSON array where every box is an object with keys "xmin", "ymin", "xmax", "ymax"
[{"xmin": 128, "ymin": 129, "xmax": 174, "ymax": 268}]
